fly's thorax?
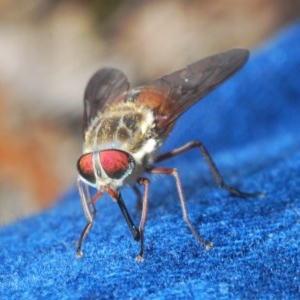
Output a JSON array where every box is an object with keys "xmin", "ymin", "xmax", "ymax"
[{"xmin": 84, "ymin": 101, "xmax": 161, "ymax": 167}]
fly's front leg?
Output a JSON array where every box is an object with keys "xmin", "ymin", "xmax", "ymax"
[
  {"xmin": 135, "ymin": 177, "xmax": 150, "ymax": 262},
  {"xmin": 76, "ymin": 178, "xmax": 99, "ymax": 258},
  {"xmin": 149, "ymin": 167, "xmax": 213, "ymax": 250},
  {"xmin": 132, "ymin": 184, "xmax": 143, "ymax": 210},
  {"xmin": 155, "ymin": 140, "xmax": 263, "ymax": 198},
  {"xmin": 110, "ymin": 189, "xmax": 140, "ymax": 242}
]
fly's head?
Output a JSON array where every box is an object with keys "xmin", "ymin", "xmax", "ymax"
[{"xmin": 77, "ymin": 148, "xmax": 135, "ymax": 190}]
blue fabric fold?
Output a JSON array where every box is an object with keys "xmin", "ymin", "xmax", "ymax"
[{"xmin": 1, "ymin": 23, "xmax": 300, "ymax": 299}]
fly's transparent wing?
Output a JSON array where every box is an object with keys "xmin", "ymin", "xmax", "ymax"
[
  {"xmin": 83, "ymin": 68, "xmax": 129, "ymax": 134},
  {"xmin": 131, "ymin": 49, "xmax": 249, "ymax": 137}
]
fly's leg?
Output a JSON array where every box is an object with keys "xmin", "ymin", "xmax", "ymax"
[
  {"xmin": 149, "ymin": 167, "xmax": 213, "ymax": 250},
  {"xmin": 155, "ymin": 140, "xmax": 263, "ymax": 197},
  {"xmin": 132, "ymin": 184, "xmax": 143, "ymax": 210},
  {"xmin": 76, "ymin": 178, "xmax": 100, "ymax": 258},
  {"xmin": 135, "ymin": 177, "xmax": 150, "ymax": 262}
]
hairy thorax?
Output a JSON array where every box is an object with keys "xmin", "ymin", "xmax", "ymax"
[{"xmin": 84, "ymin": 102, "xmax": 161, "ymax": 173}]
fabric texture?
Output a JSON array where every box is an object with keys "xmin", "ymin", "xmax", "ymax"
[{"xmin": 1, "ymin": 23, "xmax": 300, "ymax": 299}]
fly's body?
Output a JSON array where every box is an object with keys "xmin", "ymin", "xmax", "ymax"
[
  {"xmin": 85, "ymin": 101, "xmax": 159, "ymax": 162},
  {"xmin": 82, "ymin": 101, "xmax": 160, "ymax": 189},
  {"xmin": 76, "ymin": 49, "xmax": 261, "ymax": 261}
]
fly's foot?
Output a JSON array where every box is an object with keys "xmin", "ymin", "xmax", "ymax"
[
  {"xmin": 135, "ymin": 254, "xmax": 144, "ymax": 262},
  {"xmin": 76, "ymin": 249, "xmax": 83, "ymax": 258}
]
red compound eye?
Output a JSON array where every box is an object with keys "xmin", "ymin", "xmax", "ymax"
[
  {"xmin": 99, "ymin": 150, "xmax": 134, "ymax": 179},
  {"xmin": 77, "ymin": 153, "xmax": 96, "ymax": 184}
]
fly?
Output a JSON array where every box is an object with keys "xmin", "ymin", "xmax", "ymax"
[{"xmin": 76, "ymin": 48, "xmax": 261, "ymax": 261}]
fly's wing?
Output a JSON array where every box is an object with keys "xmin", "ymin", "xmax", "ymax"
[
  {"xmin": 131, "ymin": 49, "xmax": 249, "ymax": 137},
  {"xmin": 83, "ymin": 68, "xmax": 129, "ymax": 134}
]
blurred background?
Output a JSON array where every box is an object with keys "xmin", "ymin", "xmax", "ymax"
[{"xmin": 0, "ymin": 0, "xmax": 299, "ymax": 225}]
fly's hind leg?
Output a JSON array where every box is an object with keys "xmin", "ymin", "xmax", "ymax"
[{"xmin": 155, "ymin": 140, "xmax": 263, "ymax": 198}]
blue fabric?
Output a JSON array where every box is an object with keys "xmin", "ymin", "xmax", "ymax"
[{"xmin": 1, "ymin": 23, "xmax": 300, "ymax": 299}]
